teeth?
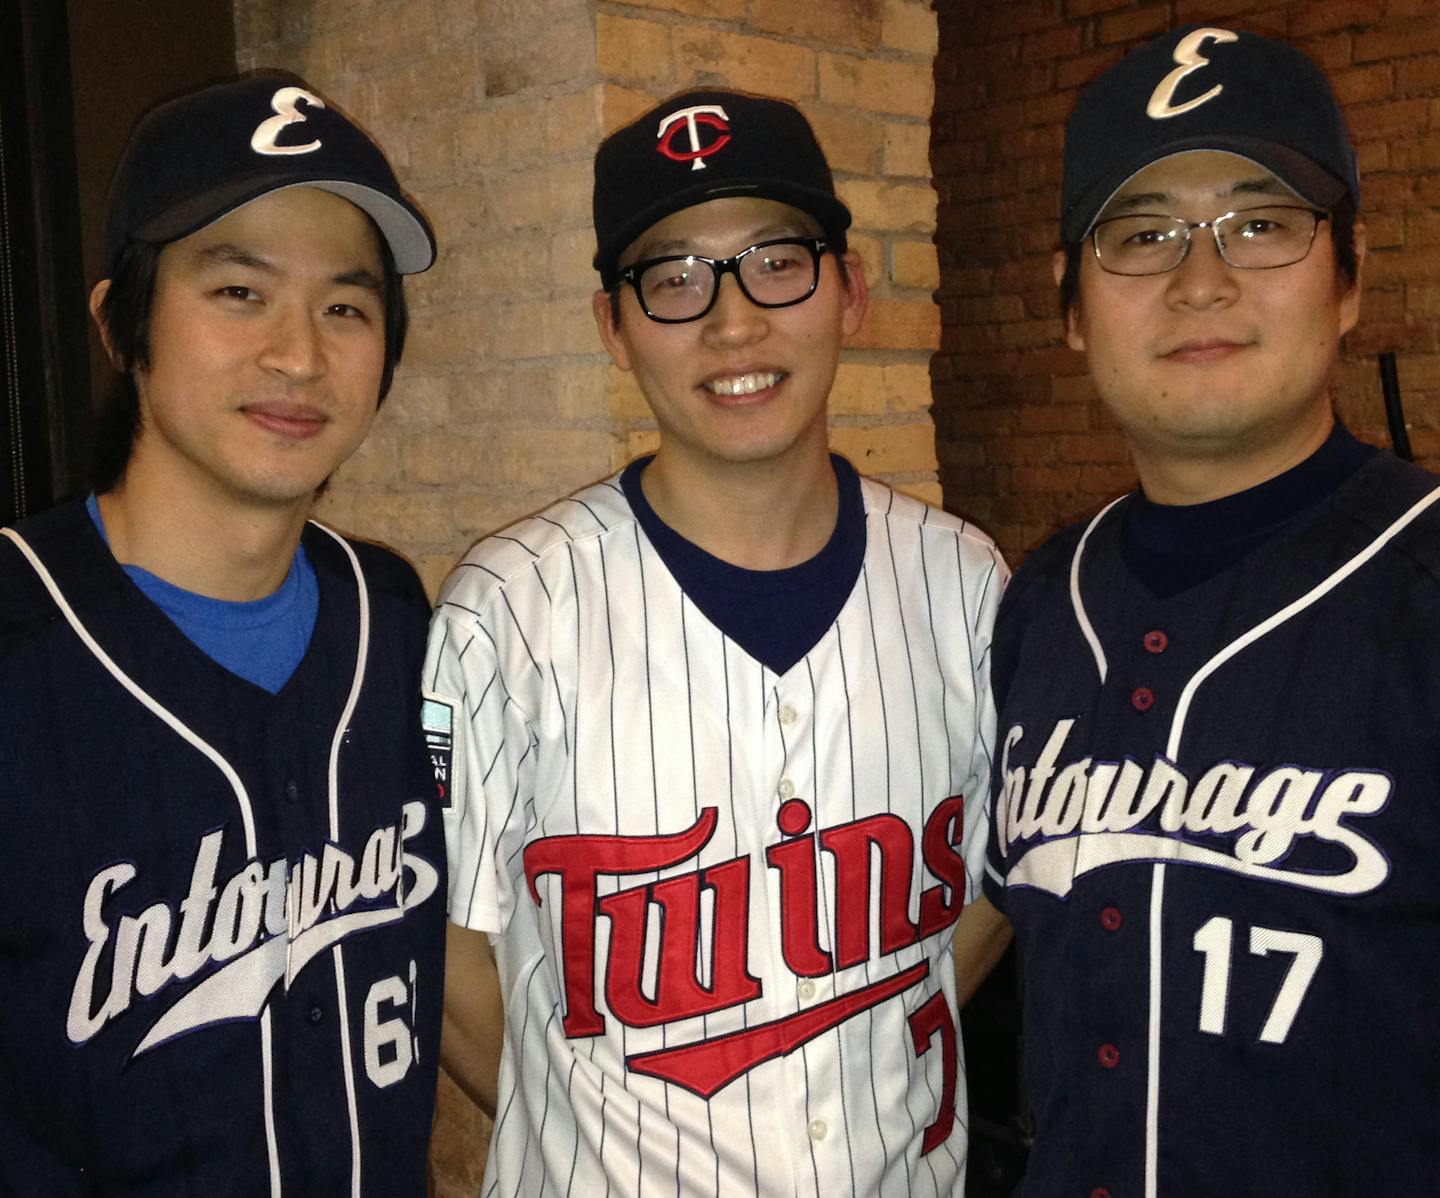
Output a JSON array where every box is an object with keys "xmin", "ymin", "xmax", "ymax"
[{"xmin": 706, "ymin": 372, "xmax": 781, "ymax": 397}]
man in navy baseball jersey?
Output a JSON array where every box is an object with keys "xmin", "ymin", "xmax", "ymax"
[
  {"xmin": 426, "ymin": 90, "xmax": 1012, "ymax": 1194},
  {"xmin": 0, "ymin": 77, "xmax": 446, "ymax": 1194},
  {"xmin": 985, "ymin": 25, "xmax": 1440, "ymax": 1197}
]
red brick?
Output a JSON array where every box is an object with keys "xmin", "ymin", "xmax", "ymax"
[
  {"xmin": 1056, "ymin": 432, "xmax": 1130, "ymax": 463},
  {"xmin": 1014, "ymin": 464, "xmax": 1082, "ymax": 493},
  {"xmin": 1387, "ymin": 133, "xmax": 1440, "ymax": 172},
  {"xmin": 1018, "ymin": 403, "xmax": 1090, "ymax": 433},
  {"xmin": 1346, "ymin": 98, "xmax": 1431, "ymax": 140},
  {"xmin": 1298, "ymin": 33, "xmax": 1354, "ymax": 71},
  {"xmin": 1022, "ymin": 24, "xmax": 1083, "ymax": 62},
  {"xmin": 1063, "ymin": 0, "xmax": 1130, "ymax": 15},
  {"xmin": 1024, "ymin": 90, "xmax": 1079, "ymax": 126},
  {"xmin": 959, "ymin": 0, "xmax": 1064, "ymax": 45},
  {"xmin": 1057, "ymin": 46, "xmax": 1125, "ymax": 90},
  {"xmin": 1331, "ymin": 62, "xmax": 1394, "ymax": 105},
  {"xmin": 987, "ymin": 435, "xmax": 1057, "ymax": 465},
  {"xmin": 1173, "ymin": 0, "xmax": 1271, "ymax": 21},
  {"xmin": 1097, "ymin": 5, "xmax": 1171, "ymax": 46},
  {"xmin": 1355, "ymin": 24, "xmax": 1440, "ymax": 64},
  {"xmin": 1079, "ymin": 464, "xmax": 1137, "ymax": 494},
  {"xmin": 1289, "ymin": 0, "xmax": 1385, "ymax": 39},
  {"xmin": 1356, "ymin": 142, "xmax": 1389, "ymax": 174}
]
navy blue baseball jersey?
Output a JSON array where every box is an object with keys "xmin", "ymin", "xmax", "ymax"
[
  {"xmin": 985, "ymin": 450, "xmax": 1440, "ymax": 1197},
  {"xmin": 0, "ymin": 500, "xmax": 446, "ymax": 1196}
]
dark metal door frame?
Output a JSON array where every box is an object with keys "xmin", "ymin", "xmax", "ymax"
[{"xmin": 1, "ymin": 0, "xmax": 91, "ymax": 526}]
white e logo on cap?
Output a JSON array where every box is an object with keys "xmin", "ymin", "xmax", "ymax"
[
  {"xmin": 1147, "ymin": 28, "xmax": 1240, "ymax": 120},
  {"xmin": 250, "ymin": 86, "xmax": 325, "ymax": 156}
]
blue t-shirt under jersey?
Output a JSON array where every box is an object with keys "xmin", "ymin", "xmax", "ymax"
[{"xmin": 86, "ymin": 494, "xmax": 318, "ymax": 694}]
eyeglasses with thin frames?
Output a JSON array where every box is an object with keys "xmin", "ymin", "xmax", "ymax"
[
  {"xmin": 1090, "ymin": 205, "xmax": 1329, "ymax": 276},
  {"xmin": 618, "ymin": 237, "xmax": 828, "ymax": 324}
]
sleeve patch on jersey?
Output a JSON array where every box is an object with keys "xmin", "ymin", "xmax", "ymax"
[{"xmin": 422, "ymin": 693, "xmax": 463, "ymax": 815}]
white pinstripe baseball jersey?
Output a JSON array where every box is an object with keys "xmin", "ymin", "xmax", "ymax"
[{"xmin": 424, "ymin": 471, "xmax": 1006, "ymax": 1197}]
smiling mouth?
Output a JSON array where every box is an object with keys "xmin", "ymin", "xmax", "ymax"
[
  {"xmin": 1162, "ymin": 340, "xmax": 1251, "ymax": 362},
  {"xmin": 243, "ymin": 405, "xmax": 328, "ymax": 438},
  {"xmin": 704, "ymin": 371, "xmax": 785, "ymax": 397}
]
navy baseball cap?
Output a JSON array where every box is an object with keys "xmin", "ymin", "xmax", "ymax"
[
  {"xmin": 592, "ymin": 89, "xmax": 852, "ymax": 289},
  {"xmin": 105, "ymin": 75, "xmax": 436, "ymax": 275},
  {"xmin": 1061, "ymin": 26, "xmax": 1360, "ymax": 243}
]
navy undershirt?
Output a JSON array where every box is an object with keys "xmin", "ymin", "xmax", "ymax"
[
  {"xmin": 621, "ymin": 454, "xmax": 867, "ymax": 675},
  {"xmin": 1121, "ymin": 422, "xmax": 1378, "ymax": 597}
]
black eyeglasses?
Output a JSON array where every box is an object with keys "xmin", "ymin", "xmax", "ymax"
[
  {"xmin": 1091, "ymin": 205, "xmax": 1328, "ymax": 275},
  {"xmin": 618, "ymin": 237, "xmax": 827, "ymax": 323}
]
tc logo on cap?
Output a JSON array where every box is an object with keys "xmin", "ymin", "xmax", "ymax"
[
  {"xmin": 250, "ymin": 85, "xmax": 327, "ymax": 157},
  {"xmin": 656, "ymin": 104, "xmax": 731, "ymax": 171},
  {"xmin": 1147, "ymin": 27, "xmax": 1240, "ymax": 120}
]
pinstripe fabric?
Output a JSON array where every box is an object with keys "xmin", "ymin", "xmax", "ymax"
[{"xmin": 426, "ymin": 474, "xmax": 1006, "ymax": 1197}]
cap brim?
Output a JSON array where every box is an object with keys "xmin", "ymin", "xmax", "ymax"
[
  {"xmin": 1063, "ymin": 137, "xmax": 1351, "ymax": 243},
  {"xmin": 135, "ymin": 176, "xmax": 436, "ymax": 273}
]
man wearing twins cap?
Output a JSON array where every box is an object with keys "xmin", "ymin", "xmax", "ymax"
[
  {"xmin": 0, "ymin": 76, "xmax": 445, "ymax": 1194},
  {"xmin": 984, "ymin": 26, "xmax": 1440, "ymax": 1198},
  {"xmin": 429, "ymin": 87, "xmax": 1013, "ymax": 1195}
]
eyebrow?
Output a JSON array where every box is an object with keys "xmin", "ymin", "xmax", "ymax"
[
  {"xmin": 633, "ymin": 223, "xmax": 817, "ymax": 261},
  {"xmin": 1103, "ymin": 176, "xmax": 1297, "ymax": 216},
  {"xmin": 191, "ymin": 243, "xmax": 382, "ymax": 291}
]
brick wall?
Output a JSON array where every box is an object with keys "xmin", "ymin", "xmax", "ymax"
[
  {"xmin": 232, "ymin": 1, "xmax": 943, "ymax": 1188},
  {"xmin": 236, "ymin": 0, "xmax": 944, "ymax": 606},
  {"xmin": 933, "ymin": 1, "xmax": 1440, "ymax": 562}
]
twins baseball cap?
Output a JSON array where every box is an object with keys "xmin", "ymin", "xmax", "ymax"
[
  {"xmin": 592, "ymin": 89, "xmax": 852, "ymax": 288},
  {"xmin": 104, "ymin": 75, "xmax": 436, "ymax": 275},
  {"xmin": 1061, "ymin": 25, "xmax": 1360, "ymax": 243}
]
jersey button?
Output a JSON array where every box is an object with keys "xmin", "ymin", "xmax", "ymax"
[
  {"xmin": 1130, "ymin": 687, "xmax": 1155, "ymax": 712},
  {"xmin": 284, "ymin": 778, "xmax": 300, "ymax": 802},
  {"xmin": 779, "ymin": 704, "xmax": 798, "ymax": 725},
  {"xmin": 1143, "ymin": 629, "xmax": 1168, "ymax": 653},
  {"xmin": 306, "ymin": 1005, "xmax": 325, "ymax": 1024},
  {"xmin": 778, "ymin": 778, "xmax": 796, "ymax": 800},
  {"xmin": 807, "ymin": 1119, "xmax": 828, "ymax": 1142},
  {"xmin": 1091, "ymin": 1189, "xmax": 1114, "ymax": 1198},
  {"xmin": 797, "ymin": 980, "xmax": 817, "ymax": 1001},
  {"xmin": 1097, "ymin": 1043, "xmax": 1120, "ymax": 1069},
  {"xmin": 1100, "ymin": 907, "xmax": 1123, "ymax": 932}
]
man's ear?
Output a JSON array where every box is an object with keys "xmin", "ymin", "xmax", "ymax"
[
  {"xmin": 1053, "ymin": 249, "xmax": 1084, "ymax": 352},
  {"xmin": 839, "ymin": 250, "xmax": 869, "ymax": 337},
  {"xmin": 592, "ymin": 288, "xmax": 632, "ymax": 372},
  {"xmin": 1339, "ymin": 220, "xmax": 1367, "ymax": 338},
  {"xmin": 89, "ymin": 280, "xmax": 124, "ymax": 368}
]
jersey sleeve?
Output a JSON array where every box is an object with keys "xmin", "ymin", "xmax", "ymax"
[
  {"xmin": 963, "ymin": 542, "xmax": 1009, "ymax": 905},
  {"xmin": 423, "ymin": 607, "xmax": 537, "ymax": 935}
]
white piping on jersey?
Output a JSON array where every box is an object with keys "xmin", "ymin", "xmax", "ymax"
[
  {"xmin": 1065, "ymin": 480, "xmax": 1440, "ymax": 1198},
  {"xmin": 1, "ymin": 520, "xmax": 373, "ymax": 1198},
  {"xmin": 1069, "ymin": 496, "xmax": 1126, "ymax": 684},
  {"xmin": 316, "ymin": 525, "xmax": 371, "ymax": 1198}
]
